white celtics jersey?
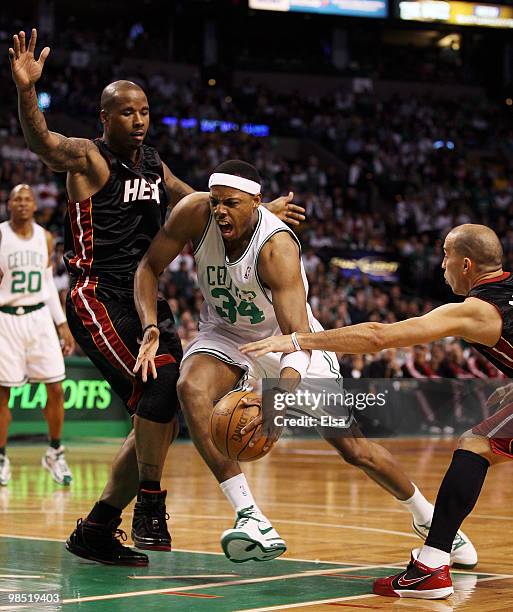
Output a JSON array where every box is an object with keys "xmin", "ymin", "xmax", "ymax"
[
  {"xmin": 0, "ymin": 221, "xmax": 48, "ymax": 306},
  {"xmin": 194, "ymin": 205, "xmax": 314, "ymax": 340}
]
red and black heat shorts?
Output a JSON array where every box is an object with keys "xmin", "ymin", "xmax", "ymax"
[
  {"xmin": 472, "ymin": 402, "xmax": 513, "ymax": 459},
  {"xmin": 66, "ymin": 278, "xmax": 182, "ymax": 422}
]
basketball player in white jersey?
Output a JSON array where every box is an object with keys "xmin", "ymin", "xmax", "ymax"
[
  {"xmin": 0, "ymin": 184, "xmax": 74, "ymax": 486},
  {"xmin": 133, "ymin": 161, "xmax": 476, "ymax": 567}
]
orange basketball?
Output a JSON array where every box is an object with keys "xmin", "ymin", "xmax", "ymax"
[{"xmin": 210, "ymin": 390, "xmax": 274, "ymax": 462}]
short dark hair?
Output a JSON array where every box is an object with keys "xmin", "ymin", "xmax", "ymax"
[{"xmin": 213, "ymin": 160, "xmax": 261, "ymax": 184}]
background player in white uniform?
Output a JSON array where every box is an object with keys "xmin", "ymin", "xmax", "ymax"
[
  {"xmin": 133, "ymin": 161, "xmax": 476, "ymax": 567},
  {"xmin": 0, "ymin": 184, "xmax": 74, "ymax": 486}
]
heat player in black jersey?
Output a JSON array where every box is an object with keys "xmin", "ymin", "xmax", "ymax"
[
  {"xmin": 241, "ymin": 223, "xmax": 512, "ymax": 600},
  {"xmin": 10, "ymin": 28, "xmax": 305, "ymax": 566}
]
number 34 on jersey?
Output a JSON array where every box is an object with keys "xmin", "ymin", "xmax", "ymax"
[{"xmin": 206, "ymin": 264, "xmax": 265, "ymax": 325}]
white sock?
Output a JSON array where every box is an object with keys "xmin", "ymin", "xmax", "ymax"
[
  {"xmin": 398, "ymin": 484, "xmax": 433, "ymax": 525},
  {"xmin": 220, "ymin": 474, "xmax": 261, "ymax": 514},
  {"xmin": 418, "ymin": 545, "xmax": 451, "ymax": 568}
]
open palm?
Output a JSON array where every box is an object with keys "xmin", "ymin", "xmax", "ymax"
[{"xmin": 8, "ymin": 28, "xmax": 50, "ymax": 90}]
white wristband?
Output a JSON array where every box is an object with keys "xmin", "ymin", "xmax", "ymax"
[
  {"xmin": 280, "ymin": 350, "xmax": 310, "ymax": 379},
  {"xmin": 291, "ymin": 332, "xmax": 302, "ymax": 351}
]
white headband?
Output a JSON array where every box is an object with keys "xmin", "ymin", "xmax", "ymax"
[{"xmin": 208, "ymin": 172, "xmax": 261, "ymax": 195}]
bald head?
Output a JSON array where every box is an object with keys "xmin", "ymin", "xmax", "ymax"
[
  {"xmin": 447, "ymin": 224, "xmax": 503, "ymax": 273},
  {"xmin": 100, "ymin": 80, "xmax": 146, "ymax": 112},
  {"xmin": 9, "ymin": 183, "xmax": 34, "ymax": 201}
]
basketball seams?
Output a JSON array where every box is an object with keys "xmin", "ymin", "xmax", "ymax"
[
  {"xmin": 211, "ymin": 390, "xmax": 273, "ymax": 462},
  {"xmin": 224, "ymin": 390, "xmax": 251, "ymax": 459}
]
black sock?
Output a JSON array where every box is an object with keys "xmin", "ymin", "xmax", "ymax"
[
  {"xmin": 0, "ymin": 447, "xmax": 5, "ymax": 456},
  {"xmin": 425, "ymin": 449, "xmax": 489, "ymax": 553},
  {"xmin": 139, "ymin": 480, "xmax": 161, "ymax": 492},
  {"xmin": 50, "ymin": 439, "xmax": 61, "ymax": 450},
  {"xmin": 87, "ymin": 501, "xmax": 122, "ymax": 524}
]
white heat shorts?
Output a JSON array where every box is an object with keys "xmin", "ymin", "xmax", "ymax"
[{"xmin": 0, "ymin": 306, "xmax": 65, "ymax": 387}]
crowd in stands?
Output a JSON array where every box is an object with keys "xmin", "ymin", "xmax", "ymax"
[{"xmin": 1, "ymin": 53, "xmax": 512, "ymax": 432}]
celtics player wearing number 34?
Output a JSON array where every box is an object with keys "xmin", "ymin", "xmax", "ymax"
[
  {"xmin": 135, "ymin": 161, "xmax": 476, "ymax": 567},
  {"xmin": 0, "ymin": 184, "xmax": 75, "ymax": 486}
]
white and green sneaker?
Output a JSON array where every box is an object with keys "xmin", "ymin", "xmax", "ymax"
[
  {"xmin": 0, "ymin": 455, "xmax": 11, "ymax": 486},
  {"xmin": 42, "ymin": 446, "xmax": 72, "ymax": 486},
  {"xmin": 413, "ymin": 520, "xmax": 478, "ymax": 569},
  {"xmin": 221, "ymin": 506, "xmax": 286, "ymax": 563}
]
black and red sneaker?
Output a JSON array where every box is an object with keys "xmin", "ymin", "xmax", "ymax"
[
  {"xmin": 373, "ymin": 551, "xmax": 453, "ymax": 599},
  {"xmin": 131, "ymin": 489, "xmax": 171, "ymax": 551},
  {"xmin": 66, "ymin": 518, "xmax": 149, "ymax": 566}
]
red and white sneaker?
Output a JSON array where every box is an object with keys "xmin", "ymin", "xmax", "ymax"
[{"xmin": 373, "ymin": 551, "xmax": 453, "ymax": 599}]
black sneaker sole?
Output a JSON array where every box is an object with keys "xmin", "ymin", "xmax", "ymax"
[
  {"xmin": 132, "ymin": 538, "xmax": 171, "ymax": 552},
  {"xmin": 65, "ymin": 540, "xmax": 149, "ymax": 566}
]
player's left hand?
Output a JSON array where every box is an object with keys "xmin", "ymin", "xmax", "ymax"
[
  {"xmin": 240, "ymin": 391, "xmax": 283, "ymax": 451},
  {"xmin": 57, "ymin": 322, "xmax": 75, "ymax": 356},
  {"xmin": 134, "ymin": 326, "xmax": 160, "ymax": 382},
  {"xmin": 240, "ymin": 334, "xmax": 295, "ymax": 357},
  {"xmin": 265, "ymin": 192, "xmax": 305, "ymax": 226}
]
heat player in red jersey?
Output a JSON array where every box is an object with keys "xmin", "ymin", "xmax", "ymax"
[
  {"xmin": 9, "ymin": 28, "xmax": 304, "ymax": 566},
  {"xmin": 242, "ymin": 223, "xmax": 513, "ymax": 599}
]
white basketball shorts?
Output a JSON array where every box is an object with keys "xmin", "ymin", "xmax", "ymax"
[{"xmin": 0, "ymin": 306, "xmax": 65, "ymax": 386}]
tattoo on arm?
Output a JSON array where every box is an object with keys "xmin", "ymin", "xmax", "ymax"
[{"xmin": 18, "ymin": 86, "xmax": 90, "ymax": 172}]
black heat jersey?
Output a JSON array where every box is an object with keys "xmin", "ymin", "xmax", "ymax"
[
  {"xmin": 64, "ymin": 138, "xmax": 168, "ymax": 290},
  {"xmin": 468, "ymin": 272, "xmax": 513, "ymax": 377}
]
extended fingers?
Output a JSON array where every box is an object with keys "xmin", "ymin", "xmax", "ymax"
[
  {"xmin": 28, "ymin": 28, "xmax": 37, "ymax": 53},
  {"xmin": 13, "ymin": 34, "xmax": 20, "ymax": 58},
  {"xmin": 240, "ymin": 340, "xmax": 267, "ymax": 355},
  {"xmin": 38, "ymin": 46, "xmax": 50, "ymax": 67},
  {"xmin": 249, "ymin": 422, "xmax": 263, "ymax": 445},
  {"xmin": 19, "ymin": 31, "xmax": 26, "ymax": 54},
  {"xmin": 242, "ymin": 414, "xmax": 262, "ymax": 436}
]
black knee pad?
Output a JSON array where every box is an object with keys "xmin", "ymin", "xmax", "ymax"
[{"xmin": 135, "ymin": 362, "xmax": 180, "ymax": 423}]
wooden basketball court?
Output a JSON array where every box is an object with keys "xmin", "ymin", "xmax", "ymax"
[{"xmin": 1, "ymin": 437, "xmax": 512, "ymax": 611}]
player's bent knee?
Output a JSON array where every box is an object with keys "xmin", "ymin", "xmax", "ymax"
[
  {"xmin": 0, "ymin": 387, "xmax": 10, "ymax": 406},
  {"xmin": 46, "ymin": 382, "xmax": 64, "ymax": 403},
  {"xmin": 136, "ymin": 363, "xmax": 180, "ymax": 424},
  {"xmin": 176, "ymin": 376, "xmax": 210, "ymax": 410},
  {"xmin": 458, "ymin": 434, "xmax": 492, "ymax": 458}
]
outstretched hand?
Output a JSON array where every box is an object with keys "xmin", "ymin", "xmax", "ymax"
[
  {"xmin": 266, "ymin": 192, "xmax": 305, "ymax": 226},
  {"xmin": 9, "ymin": 28, "xmax": 50, "ymax": 90},
  {"xmin": 134, "ymin": 326, "xmax": 160, "ymax": 382},
  {"xmin": 240, "ymin": 334, "xmax": 295, "ymax": 358}
]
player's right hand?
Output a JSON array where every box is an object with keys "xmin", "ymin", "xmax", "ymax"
[
  {"xmin": 240, "ymin": 391, "xmax": 284, "ymax": 452},
  {"xmin": 8, "ymin": 28, "xmax": 50, "ymax": 90},
  {"xmin": 486, "ymin": 382, "xmax": 513, "ymax": 408},
  {"xmin": 134, "ymin": 326, "xmax": 160, "ymax": 382}
]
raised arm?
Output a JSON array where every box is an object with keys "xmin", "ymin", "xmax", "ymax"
[
  {"xmin": 133, "ymin": 192, "xmax": 209, "ymax": 379},
  {"xmin": 241, "ymin": 298, "xmax": 502, "ymax": 357},
  {"xmin": 9, "ymin": 29, "xmax": 102, "ymax": 175}
]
